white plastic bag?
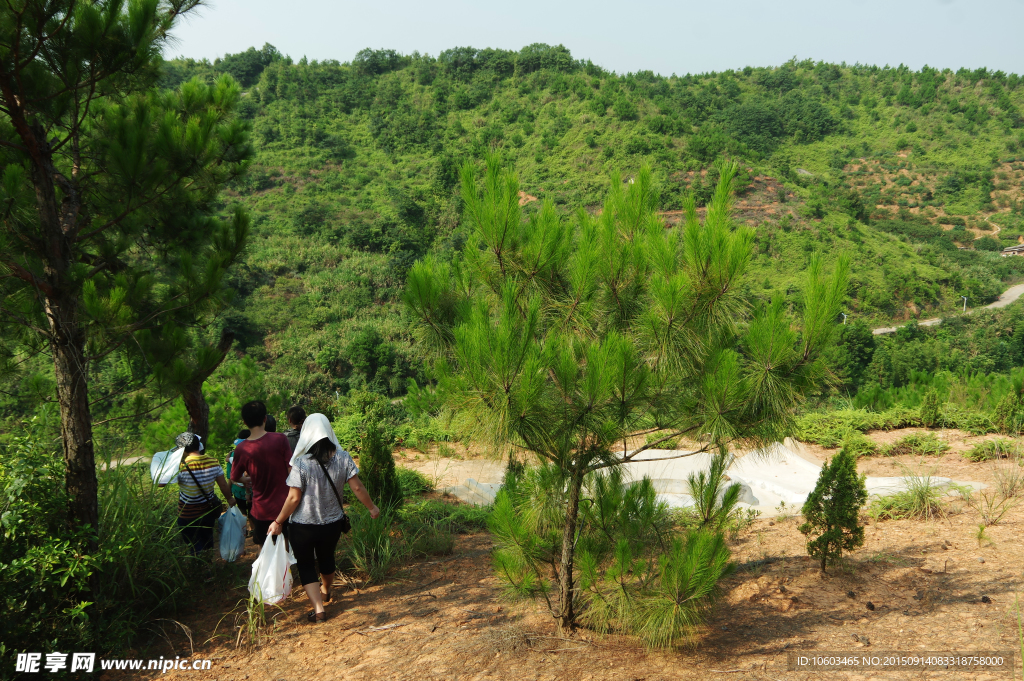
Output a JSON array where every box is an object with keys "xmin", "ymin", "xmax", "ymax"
[
  {"xmin": 219, "ymin": 507, "xmax": 247, "ymax": 562},
  {"xmin": 150, "ymin": 447, "xmax": 183, "ymax": 485},
  {"xmin": 248, "ymin": 534, "xmax": 292, "ymax": 604}
]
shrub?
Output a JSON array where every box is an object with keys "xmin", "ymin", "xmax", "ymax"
[
  {"xmin": 975, "ymin": 236, "xmax": 1002, "ymax": 251},
  {"xmin": 799, "ymin": 449, "xmax": 868, "ymax": 572},
  {"xmin": 359, "ymin": 419, "xmax": 404, "ymax": 512},
  {"xmin": 964, "ymin": 438, "xmax": 1018, "ymax": 462},
  {"xmin": 396, "ymin": 467, "xmax": 433, "ymax": 497},
  {"xmin": 345, "ymin": 508, "xmax": 408, "ymax": 584},
  {"xmin": 920, "ymin": 388, "xmax": 942, "ymax": 427},
  {"xmin": 1, "ymin": 430, "xmax": 199, "ymax": 659},
  {"xmin": 613, "ymin": 97, "xmax": 638, "ymax": 121},
  {"xmin": 489, "ymin": 463, "xmax": 733, "ymax": 648},
  {"xmin": 840, "ymin": 431, "xmax": 879, "ymax": 458},
  {"xmin": 794, "ymin": 407, "xmax": 922, "ymax": 447},
  {"xmin": 993, "ymin": 392, "xmax": 1024, "ymax": 434},
  {"xmin": 869, "ymin": 467, "xmax": 946, "ymax": 520},
  {"xmin": 882, "ymin": 432, "xmax": 950, "ymax": 457},
  {"xmin": 400, "ymin": 499, "xmax": 490, "ymax": 533}
]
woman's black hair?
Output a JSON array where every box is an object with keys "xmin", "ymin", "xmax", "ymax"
[
  {"xmin": 309, "ymin": 437, "xmax": 335, "ymax": 464},
  {"xmin": 183, "ymin": 437, "xmax": 202, "ymax": 454},
  {"xmin": 237, "ymin": 429, "xmax": 251, "ymax": 440}
]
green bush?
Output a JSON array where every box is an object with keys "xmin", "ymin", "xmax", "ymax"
[
  {"xmin": 919, "ymin": 388, "xmax": 942, "ymax": 428},
  {"xmin": 358, "ymin": 418, "xmax": 404, "ymax": 512},
  {"xmin": 882, "ymin": 432, "xmax": 950, "ymax": 457},
  {"xmin": 799, "ymin": 449, "xmax": 868, "ymax": 572},
  {"xmin": 795, "ymin": 403, "xmax": 995, "ymax": 447},
  {"xmin": 993, "ymin": 392, "xmax": 1024, "ymax": 434},
  {"xmin": 840, "ymin": 431, "xmax": 879, "ymax": 458},
  {"xmin": 685, "ymin": 450, "xmax": 740, "ymax": 527},
  {"xmin": 399, "ymin": 499, "xmax": 490, "ymax": 533},
  {"xmin": 869, "ymin": 468, "xmax": 946, "ymax": 520},
  {"xmin": 1, "ymin": 430, "xmax": 201, "ymax": 660},
  {"xmin": 794, "ymin": 407, "xmax": 922, "ymax": 447},
  {"xmin": 395, "ymin": 467, "xmax": 433, "ymax": 497},
  {"xmin": 964, "ymin": 438, "xmax": 1019, "ymax": 462},
  {"xmin": 490, "ymin": 463, "xmax": 733, "ymax": 648},
  {"xmin": 345, "ymin": 508, "xmax": 408, "ymax": 584}
]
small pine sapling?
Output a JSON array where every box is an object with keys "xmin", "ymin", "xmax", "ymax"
[
  {"xmin": 359, "ymin": 418, "xmax": 404, "ymax": 513},
  {"xmin": 686, "ymin": 449, "xmax": 741, "ymax": 529},
  {"xmin": 799, "ymin": 449, "xmax": 868, "ymax": 573}
]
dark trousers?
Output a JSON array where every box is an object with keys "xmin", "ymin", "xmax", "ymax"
[
  {"xmin": 289, "ymin": 518, "xmax": 345, "ymax": 585},
  {"xmin": 178, "ymin": 506, "xmax": 221, "ymax": 555},
  {"xmin": 250, "ymin": 517, "xmax": 288, "ymax": 547}
]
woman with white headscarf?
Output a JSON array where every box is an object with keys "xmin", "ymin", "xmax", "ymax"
[{"xmin": 269, "ymin": 413, "xmax": 379, "ymax": 623}]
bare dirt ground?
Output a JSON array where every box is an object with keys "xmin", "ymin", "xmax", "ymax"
[{"xmin": 108, "ymin": 430, "xmax": 1023, "ymax": 681}]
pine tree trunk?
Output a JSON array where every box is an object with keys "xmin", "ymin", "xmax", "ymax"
[
  {"xmin": 24, "ymin": 118, "xmax": 99, "ymax": 538},
  {"xmin": 181, "ymin": 330, "xmax": 234, "ymax": 441},
  {"xmin": 48, "ymin": 298, "xmax": 99, "ymax": 538},
  {"xmin": 555, "ymin": 465, "xmax": 586, "ymax": 633},
  {"xmin": 182, "ymin": 384, "xmax": 211, "ymax": 441}
]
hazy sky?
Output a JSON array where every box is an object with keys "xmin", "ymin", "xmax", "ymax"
[{"xmin": 168, "ymin": 0, "xmax": 1024, "ymax": 76}]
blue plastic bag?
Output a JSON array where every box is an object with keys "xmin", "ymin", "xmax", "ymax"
[{"xmin": 219, "ymin": 506, "xmax": 247, "ymax": 562}]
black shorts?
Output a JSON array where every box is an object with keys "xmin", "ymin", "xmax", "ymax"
[{"xmin": 250, "ymin": 517, "xmax": 288, "ymax": 547}]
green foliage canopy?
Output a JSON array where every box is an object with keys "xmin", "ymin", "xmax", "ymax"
[{"xmin": 405, "ymin": 155, "xmax": 848, "ymax": 630}]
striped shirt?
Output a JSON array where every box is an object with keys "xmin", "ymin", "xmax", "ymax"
[{"xmin": 178, "ymin": 454, "xmax": 223, "ymax": 519}]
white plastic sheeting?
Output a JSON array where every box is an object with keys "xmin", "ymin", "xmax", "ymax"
[{"xmin": 440, "ymin": 442, "xmax": 983, "ymax": 514}]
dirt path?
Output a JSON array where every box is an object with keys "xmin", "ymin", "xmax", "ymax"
[
  {"xmin": 872, "ymin": 281, "xmax": 1024, "ymax": 335},
  {"xmin": 116, "ymin": 442, "xmax": 1024, "ymax": 681}
]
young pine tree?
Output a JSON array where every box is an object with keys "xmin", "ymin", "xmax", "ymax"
[
  {"xmin": 406, "ymin": 156, "xmax": 849, "ymax": 633},
  {"xmin": 359, "ymin": 421, "xmax": 404, "ymax": 513},
  {"xmin": 799, "ymin": 449, "xmax": 868, "ymax": 573}
]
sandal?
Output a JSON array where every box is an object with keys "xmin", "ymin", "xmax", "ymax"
[
  {"xmin": 306, "ymin": 610, "xmax": 327, "ymax": 623},
  {"xmin": 320, "ymin": 585, "xmax": 332, "ymax": 604}
]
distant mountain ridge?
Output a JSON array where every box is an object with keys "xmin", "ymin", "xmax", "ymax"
[{"xmin": 160, "ymin": 44, "xmax": 1024, "ymax": 402}]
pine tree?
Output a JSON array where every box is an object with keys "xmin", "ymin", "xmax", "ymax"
[
  {"xmin": 799, "ymin": 448, "xmax": 868, "ymax": 573},
  {"xmin": 359, "ymin": 420, "xmax": 404, "ymax": 513},
  {"xmin": 0, "ymin": 1, "xmax": 252, "ymax": 534},
  {"xmin": 405, "ymin": 156, "xmax": 848, "ymax": 632}
]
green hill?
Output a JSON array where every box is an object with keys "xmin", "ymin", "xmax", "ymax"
[
  {"xmin": 6, "ymin": 44, "xmax": 1024, "ymax": 446},
  {"xmin": 162, "ymin": 44, "xmax": 1024, "ymax": 406}
]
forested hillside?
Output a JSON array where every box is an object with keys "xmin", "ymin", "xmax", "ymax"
[{"xmin": 5, "ymin": 42, "xmax": 1024, "ymax": 451}]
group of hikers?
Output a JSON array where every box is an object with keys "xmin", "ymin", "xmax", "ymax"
[{"xmin": 170, "ymin": 401, "xmax": 380, "ymax": 623}]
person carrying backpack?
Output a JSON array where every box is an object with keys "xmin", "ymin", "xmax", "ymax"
[
  {"xmin": 269, "ymin": 413, "xmax": 379, "ymax": 623},
  {"xmin": 175, "ymin": 432, "xmax": 236, "ymax": 554}
]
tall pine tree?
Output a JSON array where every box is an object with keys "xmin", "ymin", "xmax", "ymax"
[{"xmin": 0, "ymin": 1, "xmax": 251, "ymax": 534}]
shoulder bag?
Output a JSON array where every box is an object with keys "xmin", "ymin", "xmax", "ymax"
[
  {"xmin": 183, "ymin": 457, "xmax": 223, "ymax": 516},
  {"xmin": 313, "ymin": 456, "xmax": 352, "ymax": 534}
]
